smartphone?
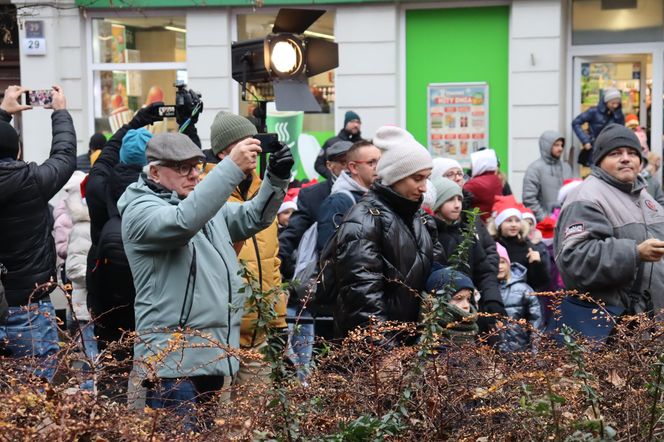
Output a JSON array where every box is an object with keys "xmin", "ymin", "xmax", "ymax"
[
  {"xmin": 24, "ymin": 89, "xmax": 52, "ymax": 107},
  {"xmin": 157, "ymin": 105, "xmax": 176, "ymax": 118},
  {"xmin": 255, "ymin": 133, "xmax": 282, "ymax": 154}
]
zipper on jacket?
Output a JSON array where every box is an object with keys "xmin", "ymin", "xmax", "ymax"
[
  {"xmin": 178, "ymin": 244, "xmax": 197, "ymax": 328},
  {"xmin": 202, "ymin": 224, "xmax": 235, "ymax": 375}
]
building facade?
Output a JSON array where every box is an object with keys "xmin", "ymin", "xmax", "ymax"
[{"xmin": 9, "ymin": 0, "xmax": 663, "ymax": 198}]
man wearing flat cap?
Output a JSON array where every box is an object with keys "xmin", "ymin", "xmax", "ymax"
[
  {"xmin": 555, "ymin": 124, "xmax": 664, "ymax": 335},
  {"xmin": 118, "ymin": 130, "xmax": 291, "ymax": 412}
]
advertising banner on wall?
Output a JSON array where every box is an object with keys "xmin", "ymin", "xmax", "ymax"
[{"xmin": 427, "ymin": 82, "xmax": 489, "ymax": 168}]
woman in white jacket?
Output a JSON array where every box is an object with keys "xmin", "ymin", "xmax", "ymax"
[{"xmin": 63, "ymin": 171, "xmax": 98, "ymax": 388}]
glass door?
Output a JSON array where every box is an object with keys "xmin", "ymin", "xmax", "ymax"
[{"xmin": 572, "ymin": 54, "xmax": 650, "ymax": 139}]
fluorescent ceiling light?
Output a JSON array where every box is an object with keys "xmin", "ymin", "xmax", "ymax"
[{"xmin": 164, "ymin": 25, "xmax": 186, "ymax": 33}]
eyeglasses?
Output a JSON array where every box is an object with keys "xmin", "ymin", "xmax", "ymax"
[
  {"xmin": 444, "ymin": 170, "xmax": 464, "ymax": 179},
  {"xmin": 160, "ymin": 161, "xmax": 205, "ymax": 177},
  {"xmin": 351, "ymin": 159, "xmax": 379, "ymax": 168}
]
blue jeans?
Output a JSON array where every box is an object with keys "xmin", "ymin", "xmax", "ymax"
[
  {"xmin": 0, "ymin": 301, "xmax": 59, "ymax": 382},
  {"xmin": 66, "ymin": 313, "xmax": 99, "ymax": 390},
  {"xmin": 146, "ymin": 376, "xmax": 225, "ymax": 431},
  {"xmin": 287, "ymin": 306, "xmax": 314, "ymax": 382}
]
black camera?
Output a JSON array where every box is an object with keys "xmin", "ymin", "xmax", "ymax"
[{"xmin": 156, "ymin": 82, "xmax": 203, "ymax": 123}]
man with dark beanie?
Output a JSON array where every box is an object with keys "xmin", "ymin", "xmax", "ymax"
[
  {"xmin": 555, "ymin": 124, "xmax": 664, "ymax": 337},
  {"xmin": 315, "ymin": 110, "xmax": 363, "ymax": 179},
  {"xmin": 0, "ymin": 85, "xmax": 76, "ymax": 381}
]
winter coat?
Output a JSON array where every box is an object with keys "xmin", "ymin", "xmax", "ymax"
[
  {"xmin": 53, "ymin": 198, "xmax": 73, "ymax": 260},
  {"xmin": 500, "ymin": 263, "xmax": 542, "ymax": 352},
  {"xmin": 432, "ymin": 217, "xmax": 503, "ymax": 311},
  {"xmin": 279, "ymin": 179, "xmax": 333, "ymax": 281},
  {"xmin": 333, "ymin": 182, "xmax": 434, "ymax": 340},
  {"xmin": 641, "ymin": 169, "xmax": 664, "ymax": 207},
  {"xmin": 463, "ymin": 173, "xmax": 504, "ymax": 221},
  {"xmin": 498, "ymin": 235, "xmax": 551, "ymax": 294},
  {"xmin": 228, "ymin": 171, "xmax": 288, "ymax": 349},
  {"xmin": 0, "ymin": 109, "xmax": 77, "ymax": 306},
  {"xmin": 554, "ymin": 168, "xmax": 664, "ymax": 314},
  {"xmin": 315, "ymin": 129, "xmax": 363, "ymax": 179},
  {"xmin": 63, "ymin": 171, "xmax": 92, "ymax": 322},
  {"xmin": 118, "ymin": 158, "xmax": 288, "ymax": 379},
  {"xmin": 316, "ymin": 171, "xmax": 366, "ymax": 252},
  {"xmin": 522, "ymin": 131, "xmax": 574, "ymax": 221},
  {"xmin": 572, "ymin": 96, "xmax": 625, "ymax": 166}
]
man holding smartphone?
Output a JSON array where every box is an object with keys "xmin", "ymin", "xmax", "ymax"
[{"xmin": 555, "ymin": 123, "xmax": 664, "ymax": 326}]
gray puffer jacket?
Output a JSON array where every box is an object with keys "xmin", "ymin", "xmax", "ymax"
[
  {"xmin": 500, "ymin": 263, "xmax": 542, "ymax": 352},
  {"xmin": 554, "ymin": 168, "xmax": 664, "ymax": 314},
  {"xmin": 522, "ymin": 131, "xmax": 574, "ymax": 221}
]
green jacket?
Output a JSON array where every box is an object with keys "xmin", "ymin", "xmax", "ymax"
[{"xmin": 118, "ymin": 158, "xmax": 288, "ymax": 379}]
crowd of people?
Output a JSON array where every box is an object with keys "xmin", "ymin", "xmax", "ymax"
[{"xmin": 1, "ymin": 83, "xmax": 663, "ymax": 427}]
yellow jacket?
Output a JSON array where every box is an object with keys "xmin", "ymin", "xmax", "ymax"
[{"xmin": 228, "ymin": 170, "xmax": 288, "ymax": 348}]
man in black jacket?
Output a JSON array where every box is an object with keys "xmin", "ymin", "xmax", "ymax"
[
  {"xmin": 333, "ymin": 126, "xmax": 434, "ymax": 340},
  {"xmin": 0, "ymin": 85, "xmax": 76, "ymax": 381},
  {"xmin": 314, "ymin": 110, "xmax": 363, "ymax": 180},
  {"xmin": 86, "ymin": 102, "xmax": 166, "ymax": 353}
]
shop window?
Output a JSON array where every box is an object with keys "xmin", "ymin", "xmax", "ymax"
[
  {"xmin": 572, "ymin": 0, "xmax": 664, "ymax": 45},
  {"xmin": 90, "ymin": 16, "xmax": 186, "ymax": 134},
  {"xmin": 235, "ymin": 12, "xmax": 335, "ymax": 133}
]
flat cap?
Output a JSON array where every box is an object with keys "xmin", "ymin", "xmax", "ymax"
[
  {"xmin": 146, "ymin": 133, "xmax": 205, "ymax": 163},
  {"xmin": 326, "ymin": 140, "xmax": 353, "ymax": 160}
]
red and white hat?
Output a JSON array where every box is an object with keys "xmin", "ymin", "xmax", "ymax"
[
  {"xmin": 557, "ymin": 178, "xmax": 583, "ymax": 206},
  {"xmin": 492, "ymin": 195, "xmax": 523, "ymax": 227},
  {"xmin": 520, "ymin": 204, "xmax": 536, "ymax": 224}
]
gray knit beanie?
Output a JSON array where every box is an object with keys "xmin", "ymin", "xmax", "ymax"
[
  {"xmin": 593, "ymin": 123, "xmax": 643, "ymax": 166},
  {"xmin": 431, "ymin": 177, "xmax": 463, "ymax": 212},
  {"xmin": 374, "ymin": 126, "xmax": 433, "ymax": 186},
  {"xmin": 603, "ymin": 88, "xmax": 621, "ymax": 103},
  {"xmin": 210, "ymin": 111, "xmax": 257, "ymax": 155}
]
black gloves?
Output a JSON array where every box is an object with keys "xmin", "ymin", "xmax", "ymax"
[
  {"xmin": 129, "ymin": 101, "xmax": 164, "ymax": 129},
  {"xmin": 176, "ymin": 88, "xmax": 203, "ymax": 126},
  {"xmin": 268, "ymin": 144, "xmax": 294, "ymax": 180}
]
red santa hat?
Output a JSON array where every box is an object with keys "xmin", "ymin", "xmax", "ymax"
[
  {"xmin": 536, "ymin": 217, "xmax": 556, "ymax": 240},
  {"xmin": 519, "ymin": 204, "xmax": 536, "ymax": 224},
  {"xmin": 492, "ymin": 195, "xmax": 523, "ymax": 227},
  {"xmin": 557, "ymin": 178, "xmax": 583, "ymax": 206}
]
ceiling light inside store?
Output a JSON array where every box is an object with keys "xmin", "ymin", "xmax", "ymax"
[{"xmin": 164, "ymin": 25, "xmax": 186, "ymax": 33}]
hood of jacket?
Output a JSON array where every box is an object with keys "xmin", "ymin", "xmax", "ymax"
[
  {"xmin": 471, "ymin": 150, "xmax": 498, "ymax": 177},
  {"xmin": 118, "ymin": 174, "xmax": 183, "ymax": 215},
  {"xmin": 539, "ymin": 131, "xmax": 564, "ymax": 165},
  {"xmin": 63, "ymin": 171, "xmax": 89, "ymax": 224},
  {"xmin": 591, "ymin": 166, "xmax": 646, "ymax": 196},
  {"xmin": 505, "ymin": 262, "xmax": 527, "ymax": 287},
  {"xmin": 331, "ymin": 170, "xmax": 368, "ymax": 196}
]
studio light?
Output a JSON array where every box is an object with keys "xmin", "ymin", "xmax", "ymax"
[{"xmin": 231, "ymin": 8, "xmax": 338, "ymax": 112}]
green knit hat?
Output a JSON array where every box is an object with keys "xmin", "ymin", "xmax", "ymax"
[
  {"xmin": 210, "ymin": 111, "xmax": 257, "ymax": 155},
  {"xmin": 431, "ymin": 176, "xmax": 463, "ymax": 212}
]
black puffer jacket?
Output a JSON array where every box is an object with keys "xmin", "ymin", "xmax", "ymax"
[
  {"xmin": 333, "ymin": 182, "xmax": 433, "ymax": 339},
  {"xmin": 0, "ymin": 110, "xmax": 77, "ymax": 306},
  {"xmin": 432, "ymin": 217, "xmax": 503, "ymax": 310}
]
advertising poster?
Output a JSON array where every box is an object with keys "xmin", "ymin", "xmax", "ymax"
[
  {"xmin": 427, "ymin": 82, "xmax": 489, "ymax": 168},
  {"xmin": 266, "ymin": 110, "xmax": 305, "ymax": 179}
]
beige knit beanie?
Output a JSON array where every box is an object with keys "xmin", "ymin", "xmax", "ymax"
[{"xmin": 374, "ymin": 126, "xmax": 433, "ymax": 186}]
